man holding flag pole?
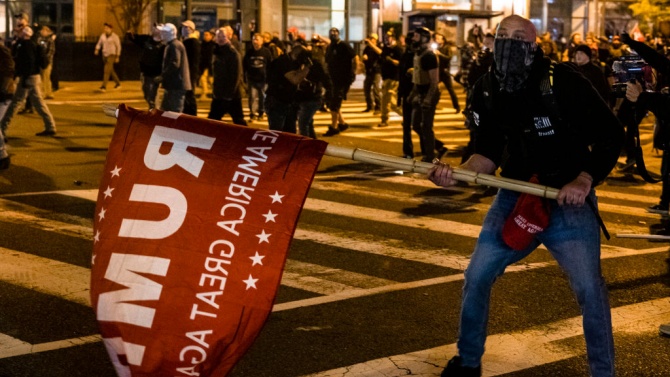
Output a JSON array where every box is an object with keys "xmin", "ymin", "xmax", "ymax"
[{"xmin": 427, "ymin": 15, "xmax": 624, "ymax": 377}]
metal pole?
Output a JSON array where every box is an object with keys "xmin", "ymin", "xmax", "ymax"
[{"xmin": 5, "ymin": 0, "xmax": 10, "ymax": 41}]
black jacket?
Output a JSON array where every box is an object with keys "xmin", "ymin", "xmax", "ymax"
[
  {"xmin": 470, "ymin": 53, "xmax": 624, "ymax": 188},
  {"xmin": 211, "ymin": 43, "xmax": 242, "ymax": 100},
  {"xmin": 13, "ymin": 38, "xmax": 43, "ymax": 78}
]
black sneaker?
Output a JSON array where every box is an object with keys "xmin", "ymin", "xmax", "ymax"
[
  {"xmin": 361, "ymin": 107, "xmax": 372, "ymax": 113},
  {"xmin": 441, "ymin": 356, "xmax": 481, "ymax": 377},
  {"xmin": 323, "ymin": 127, "xmax": 340, "ymax": 137},
  {"xmin": 616, "ymin": 160, "xmax": 636, "ymax": 172},
  {"xmin": 337, "ymin": 123, "xmax": 349, "ymax": 132},
  {"xmin": 647, "ymin": 204, "xmax": 669, "ymax": 215},
  {"xmin": 0, "ymin": 156, "xmax": 10, "ymax": 170},
  {"xmin": 35, "ymin": 130, "xmax": 56, "ymax": 137},
  {"xmin": 437, "ymin": 146, "xmax": 448, "ymax": 160}
]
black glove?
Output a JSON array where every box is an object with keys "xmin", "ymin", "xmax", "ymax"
[{"xmin": 620, "ymin": 32, "xmax": 633, "ymax": 45}]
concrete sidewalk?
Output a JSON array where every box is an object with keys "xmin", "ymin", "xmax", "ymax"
[{"xmin": 49, "ymin": 81, "xmax": 146, "ymax": 103}]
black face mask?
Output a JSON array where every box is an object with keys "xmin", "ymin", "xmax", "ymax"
[
  {"xmin": 494, "ymin": 38, "xmax": 536, "ymax": 92},
  {"xmin": 329, "ymin": 34, "xmax": 339, "ymax": 43}
]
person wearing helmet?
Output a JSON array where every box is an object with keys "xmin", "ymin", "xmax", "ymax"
[
  {"xmin": 155, "ymin": 23, "xmax": 192, "ymax": 112},
  {"xmin": 409, "ymin": 26, "xmax": 441, "ymax": 162}
]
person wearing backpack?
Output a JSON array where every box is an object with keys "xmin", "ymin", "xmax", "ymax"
[
  {"xmin": 428, "ymin": 15, "xmax": 623, "ymax": 377},
  {"xmin": 0, "ymin": 26, "xmax": 56, "ymax": 137}
]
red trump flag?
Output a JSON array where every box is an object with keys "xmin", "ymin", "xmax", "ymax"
[{"xmin": 90, "ymin": 105, "xmax": 327, "ymax": 376}]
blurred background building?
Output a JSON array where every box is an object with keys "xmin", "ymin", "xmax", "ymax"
[{"xmin": 0, "ymin": 0, "xmax": 648, "ymax": 80}]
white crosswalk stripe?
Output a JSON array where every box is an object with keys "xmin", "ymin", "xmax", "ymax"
[{"xmin": 0, "ymin": 93, "xmax": 668, "ymax": 375}]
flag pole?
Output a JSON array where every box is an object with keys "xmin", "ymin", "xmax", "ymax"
[
  {"xmin": 101, "ymin": 105, "xmax": 559, "ymax": 199},
  {"xmin": 325, "ymin": 145, "xmax": 560, "ymax": 199}
]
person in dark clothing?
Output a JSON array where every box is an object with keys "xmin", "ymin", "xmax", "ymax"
[
  {"xmin": 574, "ymin": 44, "xmax": 611, "ymax": 105},
  {"xmin": 361, "ymin": 33, "xmax": 381, "ymax": 113},
  {"xmin": 181, "ymin": 20, "xmax": 200, "ymax": 116},
  {"xmin": 461, "ymin": 32, "xmax": 494, "ymax": 163},
  {"xmin": 323, "ymin": 27, "xmax": 356, "ymax": 136},
  {"xmin": 398, "ymin": 31, "xmax": 419, "ymax": 159},
  {"xmin": 127, "ymin": 26, "xmax": 164, "ymax": 109},
  {"xmin": 621, "ymin": 32, "xmax": 670, "ymax": 216},
  {"xmin": 155, "ymin": 23, "xmax": 191, "ymax": 113},
  {"xmin": 293, "ymin": 43, "xmax": 332, "ymax": 138},
  {"xmin": 378, "ymin": 31, "xmax": 403, "ymax": 128},
  {"xmin": 434, "ymin": 33, "xmax": 461, "ymax": 113},
  {"xmin": 243, "ymin": 33, "xmax": 273, "ymax": 121},
  {"xmin": 409, "ymin": 27, "xmax": 443, "ymax": 162},
  {"xmin": 265, "ymin": 45, "xmax": 301, "ymax": 133},
  {"xmin": 207, "ymin": 27, "xmax": 246, "ymax": 126},
  {"xmin": 0, "ymin": 26, "xmax": 56, "ymax": 137},
  {"xmin": 199, "ymin": 30, "xmax": 215, "ymax": 98},
  {"xmin": 429, "ymin": 15, "xmax": 623, "ymax": 377},
  {"xmin": 0, "ymin": 42, "xmax": 14, "ymax": 168}
]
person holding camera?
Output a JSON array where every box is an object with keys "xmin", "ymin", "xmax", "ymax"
[
  {"xmin": 621, "ymin": 34, "xmax": 670, "ymax": 213},
  {"xmin": 620, "ymin": 32, "xmax": 670, "ymax": 339},
  {"xmin": 361, "ymin": 33, "xmax": 382, "ymax": 114}
]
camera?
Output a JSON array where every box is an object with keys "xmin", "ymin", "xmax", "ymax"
[{"xmin": 612, "ymin": 55, "xmax": 649, "ymax": 97}]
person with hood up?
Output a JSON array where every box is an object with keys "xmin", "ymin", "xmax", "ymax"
[{"xmin": 155, "ymin": 23, "xmax": 191, "ymax": 112}]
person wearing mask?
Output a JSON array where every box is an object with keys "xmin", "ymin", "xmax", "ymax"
[
  {"xmin": 409, "ymin": 27, "xmax": 442, "ymax": 162},
  {"xmin": 181, "ymin": 20, "xmax": 200, "ymax": 116},
  {"xmin": 429, "ymin": 15, "xmax": 623, "ymax": 377},
  {"xmin": 323, "ymin": 27, "xmax": 356, "ymax": 136},
  {"xmin": 207, "ymin": 27, "xmax": 246, "ymax": 126},
  {"xmin": 243, "ymin": 33, "xmax": 273, "ymax": 122},
  {"xmin": 1, "ymin": 27, "xmax": 56, "ymax": 138},
  {"xmin": 37, "ymin": 25, "xmax": 55, "ymax": 100},
  {"xmin": 199, "ymin": 30, "xmax": 216, "ymax": 99},
  {"xmin": 94, "ymin": 23, "xmax": 122, "ymax": 91},
  {"xmin": 360, "ymin": 33, "xmax": 382, "ymax": 114},
  {"xmin": 434, "ymin": 32, "xmax": 461, "ymax": 113},
  {"xmin": 126, "ymin": 24, "xmax": 164, "ymax": 110},
  {"xmin": 155, "ymin": 23, "xmax": 191, "ymax": 112},
  {"xmin": 377, "ymin": 30, "xmax": 403, "ymax": 128}
]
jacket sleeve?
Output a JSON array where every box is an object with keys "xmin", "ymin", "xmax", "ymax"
[
  {"xmin": 555, "ymin": 63, "xmax": 624, "ymax": 184},
  {"xmin": 638, "ymin": 91, "xmax": 670, "ymax": 121}
]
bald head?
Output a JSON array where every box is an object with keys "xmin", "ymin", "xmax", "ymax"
[{"xmin": 496, "ymin": 15, "xmax": 536, "ymax": 43}]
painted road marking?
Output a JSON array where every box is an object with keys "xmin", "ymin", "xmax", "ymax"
[{"xmin": 303, "ymin": 298, "xmax": 670, "ymax": 377}]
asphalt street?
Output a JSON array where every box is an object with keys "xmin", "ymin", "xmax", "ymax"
[{"xmin": 0, "ymin": 79, "xmax": 667, "ymax": 377}]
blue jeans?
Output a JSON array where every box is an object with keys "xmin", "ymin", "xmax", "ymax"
[
  {"xmin": 247, "ymin": 80, "xmax": 266, "ymax": 117},
  {"xmin": 297, "ymin": 99, "xmax": 321, "ymax": 138},
  {"xmin": 458, "ymin": 189, "xmax": 614, "ymax": 377}
]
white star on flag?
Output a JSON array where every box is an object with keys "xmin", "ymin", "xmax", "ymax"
[
  {"xmin": 98, "ymin": 208, "xmax": 106, "ymax": 221},
  {"xmin": 249, "ymin": 252, "xmax": 265, "ymax": 266},
  {"xmin": 256, "ymin": 230, "xmax": 271, "ymax": 244},
  {"xmin": 269, "ymin": 191, "xmax": 284, "ymax": 203},
  {"xmin": 94, "ymin": 230, "xmax": 101, "ymax": 243},
  {"xmin": 91, "ymin": 253, "xmax": 96, "ymax": 265},
  {"xmin": 103, "ymin": 186, "xmax": 114, "ymax": 199},
  {"xmin": 243, "ymin": 274, "xmax": 259, "ymax": 290},
  {"xmin": 110, "ymin": 166, "xmax": 122, "ymax": 178},
  {"xmin": 262, "ymin": 210, "xmax": 277, "ymax": 223}
]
